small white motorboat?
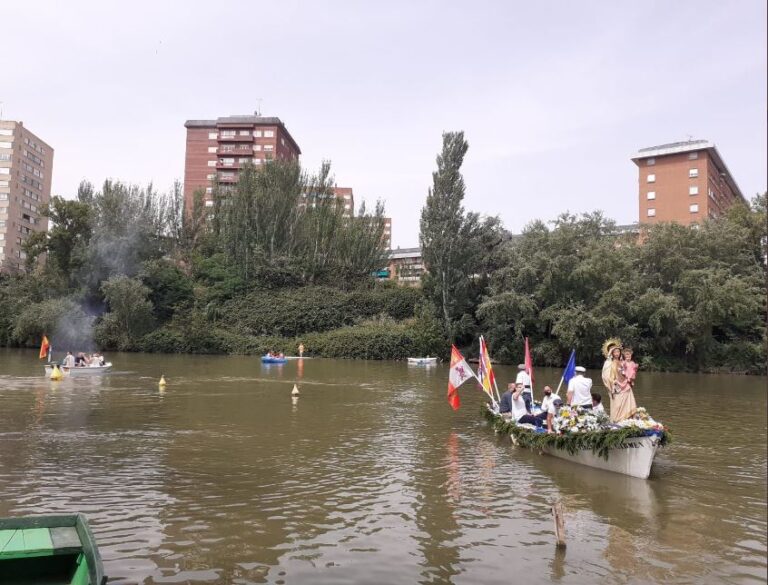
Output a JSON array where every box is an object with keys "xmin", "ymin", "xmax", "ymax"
[
  {"xmin": 540, "ymin": 435, "xmax": 662, "ymax": 479},
  {"xmin": 407, "ymin": 357, "xmax": 438, "ymax": 366},
  {"xmin": 45, "ymin": 363, "xmax": 113, "ymax": 378}
]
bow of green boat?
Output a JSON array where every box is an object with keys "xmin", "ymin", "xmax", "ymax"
[{"xmin": 0, "ymin": 514, "xmax": 106, "ymax": 585}]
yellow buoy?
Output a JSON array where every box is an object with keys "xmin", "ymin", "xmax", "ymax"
[
  {"xmin": 50, "ymin": 365, "xmax": 63, "ymax": 381},
  {"xmin": 291, "ymin": 384, "xmax": 300, "ymax": 396},
  {"xmin": 159, "ymin": 375, "xmax": 167, "ymax": 387}
]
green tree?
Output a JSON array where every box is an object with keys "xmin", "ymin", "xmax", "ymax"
[{"xmin": 95, "ymin": 276, "xmax": 155, "ymax": 349}]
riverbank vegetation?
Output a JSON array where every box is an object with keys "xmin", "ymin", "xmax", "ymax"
[{"xmin": 1, "ymin": 139, "xmax": 765, "ymax": 373}]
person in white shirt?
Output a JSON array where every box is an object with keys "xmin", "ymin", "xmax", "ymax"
[
  {"xmin": 591, "ymin": 392, "xmax": 605, "ymax": 414},
  {"xmin": 540, "ymin": 385, "xmax": 556, "ymax": 413},
  {"xmin": 546, "ymin": 396, "xmax": 564, "ymax": 433},
  {"xmin": 515, "ymin": 364, "xmax": 533, "ymax": 413},
  {"xmin": 63, "ymin": 351, "xmax": 75, "ymax": 369},
  {"xmin": 567, "ymin": 366, "xmax": 593, "ymax": 409},
  {"xmin": 508, "ymin": 383, "xmax": 547, "ymax": 426}
]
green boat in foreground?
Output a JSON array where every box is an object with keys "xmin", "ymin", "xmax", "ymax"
[{"xmin": 0, "ymin": 514, "xmax": 106, "ymax": 585}]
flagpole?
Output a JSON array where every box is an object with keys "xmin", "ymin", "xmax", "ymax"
[{"xmin": 555, "ymin": 376, "xmax": 564, "ymax": 395}]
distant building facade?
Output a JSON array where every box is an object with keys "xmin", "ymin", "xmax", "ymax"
[
  {"xmin": 300, "ymin": 186, "xmax": 355, "ymax": 219},
  {"xmin": 632, "ymin": 140, "xmax": 746, "ymax": 226},
  {"xmin": 183, "ymin": 113, "xmax": 301, "ymax": 211},
  {"xmin": 380, "ymin": 247, "xmax": 423, "ymax": 286},
  {"xmin": 0, "ymin": 121, "xmax": 53, "ymax": 271}
]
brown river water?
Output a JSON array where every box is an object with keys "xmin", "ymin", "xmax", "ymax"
[{"xmin": 0, "ymin": 348, "xmax": 766, "ymax": 584}]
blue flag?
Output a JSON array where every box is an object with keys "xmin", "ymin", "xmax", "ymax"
[{"xmin": 562, "ymin": 349, "xmax": 576, "ymax": 385}]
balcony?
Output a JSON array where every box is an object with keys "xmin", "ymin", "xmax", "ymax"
[
  {"xmin": 217, "ymin": 173, "xmax": 238, "ymax": 183},
  {"xmin": 218, "ymin": 133, "xmax": 253, "ymax": 142},
  {"xmin": 217, "ymin": 146, "xmax": 253, "ymax": 155}
]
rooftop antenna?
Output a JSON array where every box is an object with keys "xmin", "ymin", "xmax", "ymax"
[{"xmin": 255, "ymin": 98, "xmax": 263, "ymax": 116}]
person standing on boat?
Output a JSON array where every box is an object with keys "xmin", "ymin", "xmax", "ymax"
[
  {"xmin": 515, "ymin": 364, "xmax": 533, "ymax": 413},
  {"xmin": 298, "ymin": 343, "xmax": 305, "ymax": 358},
  {"xmin": 567, "ymin": 366, "xmax": 593, "ymax": 409}
]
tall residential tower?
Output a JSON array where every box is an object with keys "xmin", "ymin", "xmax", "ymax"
[{"xmin": 0, "ymin": 121, "xmax": 53, "ymax": 271}]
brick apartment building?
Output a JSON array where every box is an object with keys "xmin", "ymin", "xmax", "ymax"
[
  {"xmin": 300, "ymin": 186, "xmax": 355, "ymax": 219},
  {"xmin": 183, "ymin": 114, "xmax": 301, "ymax": 211},
  {"xmin": 632, "ymin": 140, "xmax": 746, "ymax": 226},
  {"xmin": 0, "ymin": 121, "xmax": 53, "ymax": 271}
]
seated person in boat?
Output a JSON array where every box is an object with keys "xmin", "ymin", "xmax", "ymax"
[
  {"xmin": 546, "ymin": 396, "xmax": 565, "ymax": 433},
  {"xmin": 591, "ymin": 392, "xmax": 605, "ymax": 414},
  {"xmin": 89, "ymin": 352, "xmax": 104, "ymax": 367},
  {"xmin": 63, "ymin": 351, "xmax": 76, "ymax": 368},
  {"xmin": 74, "ymin": 352, "xmax": 87, "ymax": 367},
  {"xmin": 540, "ymin": 385, "xmax": 555, "ymax": 413},
  {"xmin": 503, "ymin": 383, "xmax": 547, "ymax": 427},
  {"xmin": 567, "ymin": 366, "xmax": 593, "ymax": 409}
]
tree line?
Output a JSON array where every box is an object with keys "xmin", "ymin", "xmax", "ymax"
[
  {"xmin": 1, "ymin": 137, "xmax": 765, "ymax": 373},
  {"xmin": 420, "ymin": 132, "xmax": 767, "ymax": 374}
]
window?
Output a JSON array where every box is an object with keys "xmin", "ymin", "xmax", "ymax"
[
  {"xmin": 204, "ymin": 200, "xmax": 214, "ymax": 207},
  {"xmin": 253, "ymin": 144, "xmax": 262, "ymax": 151},
  {"xmin": 264, "ymin": 144, "xmax": 274, "ymax": 151},
  {"xmin": 689, "ymin": 186, "xmax": 699, "ymax": 195},
  {"xmin": 253, "ymin": 130, "xmax": 262, "ymax": 137},
  {"xmin": 239, "ymin": 130, "xmax": 250, "ymax": 136},
  {"xmin": 690, "ymin": 204, "xmax": 699, "ymax": 213},
  {"xmin": 205, "ymin": 187, "xmax": 213, "ymax": 194},
  {"xmin": 647, "ymin": 191, "xmax": 656, "ymax": 200},
  {"xmin": 0, "ymin": 193, "xmax": 7, "ymax": 200},
  {"xmin": 207, "ymin": 173, "xmax": 215, "ymax": 180},
  {"xmin": 0, "ymin": 129, "xmax": 12, "ymax": 136},
  {"xmin": 221, "ymin": 130, "xmax": 236, "ymax": 137},
  {"xmin": 253, "ymin": 158, "xmax": 262, "ymax": 165},
  {"xmin": 239, "ymin": 158, "xmax": 251, "ymax": 164},
  {"xmin": 688, "ymin": 152, "xmax": 698, "ymax": 160},
  {"xmin": 207, "ymin": 160, "xmax": 216, "ymax": 167},
  {"xmin": 0, "ymin": 168, "xmax": 8, "ymax": 175},
  {"xmin": 264, "ymin": 130, "xmax": 274, "ymax": 138},
  {"xmin": 281, "ymin": 138, "xmax": 286, "ymax": 146},
  {"xmin": 0, "ymin": 142, "xmax": 12, "ymax": 149},
  {"xmin": 646, "ymin": 158, "xmax": 655, "ymax": 166},
  {"xmin": 647, "ymin": 208, "xmax": 656, "ymax": 217},
  {"xmin": 208, "ymin": 146, "xmax": 217, "ymax": 153},
  {"xmin": 208, "ymin": 132, "xmax": 218, "ymax": 140},
  {"xmin": 647, "ymin": 174, "xmax": 656, "ymax": 183},
  {"xmin": 220, "ymin": 158, "xmax": 234, "ymax": 166},
  {"xmin": 689, "ymin": 168, "xmax": 698, "ymax": 178},
  {"xmin": 0, "ymin": 154, "xmax": 10, "ymax": 161}
]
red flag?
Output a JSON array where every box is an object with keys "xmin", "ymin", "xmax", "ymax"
[
  {"xmin": 448, "ymin": 345, "xmax": 477, "ymax": 410},
  {"xmin": 524, "ymin": 337, "xmax": 534, "ymax": 384},
  {"xmin": 39, "ymin": 335, "xmax": 50, "ymax": 360}
]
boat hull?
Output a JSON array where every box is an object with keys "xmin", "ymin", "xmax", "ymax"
[
  {"xmin": 44, "ymin": 363, "xmax": 112, "ymax": 378},
  {"xmin": 541, "ymin": 435, "xmax": 661, "ymax": 479},
  {"xmin": 261, "ymin": 357, "xmax": 287, "ymax": 364},
  {"xmin": 407, "ymin": 357, "xmax": 438, "ymax": 365},
  {"xmin": 0, "ymin": 513, "xmax": 106, "ymax": 584}
]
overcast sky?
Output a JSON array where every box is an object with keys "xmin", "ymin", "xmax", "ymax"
[{"xmin": 4, "ymin": 1, "xmax": 766, "ymax": 247}]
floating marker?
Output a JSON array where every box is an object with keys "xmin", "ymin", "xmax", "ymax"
[
  {"xmin": 159, "ymin": 375, "xmax": 167, "ymax": 387},
  {"xmin": 50, "ymin": 365, "xmax": 63, "ymax": 381},
  {"xmin": 291, "ymin": 384, "xmax": 300, "ymax": 396}
]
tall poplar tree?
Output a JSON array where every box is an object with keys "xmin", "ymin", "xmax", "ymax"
[{"xmin": 420, "ymin": 131, "xmax": 475, "ymax": 337}]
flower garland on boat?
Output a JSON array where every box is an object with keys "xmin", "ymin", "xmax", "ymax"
[{"xmin": 483, "ymin": 406, "xmax": 671, "ymax": 459}]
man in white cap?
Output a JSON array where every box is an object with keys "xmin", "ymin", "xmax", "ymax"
[
  {"xmin": 515, "ymin": 364, "xmax": 533, "ymax": 413},
  {"xmin": 567, "ymin": 366, "xmax": 593, "ymax": 409}
]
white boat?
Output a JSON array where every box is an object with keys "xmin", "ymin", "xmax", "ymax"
[
  {"xmin": 540, "ymin": 434, "xmax": 662, "ymax": 479},
  {"xmin": 45, "ymin": 363, "xmax": 113, "ymax": 378},
  {"xmin": 407, "ymin": 357, "xmax": 438, "ymax": 365}
]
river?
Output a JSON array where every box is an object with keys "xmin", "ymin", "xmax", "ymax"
[{"xmin": 0, "ymin": 349, "xmax": 765, "ymax": 584}]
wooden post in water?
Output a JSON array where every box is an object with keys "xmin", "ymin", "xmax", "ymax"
[{"xmin": 551, "ymin": 500, "xmax": 566, "ymax": 548}]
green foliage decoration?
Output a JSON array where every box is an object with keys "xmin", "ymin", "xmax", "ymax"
[{"xmin": 482, "ymin": 407, "xmax": 671, "ymax": 460}]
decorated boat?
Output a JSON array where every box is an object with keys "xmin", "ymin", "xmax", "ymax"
[
  {"xmin": 261, "ymin": 355, "xmax": 287, "ymax": 364},
  {"xmin": 407, "ymin": 357, "xmax": 438, "ymax": 366},
  {"xmin": 484, "ymin": 406, "xmax": 670, "ymax": 480},
  {"xmin": 0, "ymin": 513, "xmax": 106, "ymax": 584},
  {"xmin": 44, "ymin": 363, "xmax": 113, "ymax": 378}
]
